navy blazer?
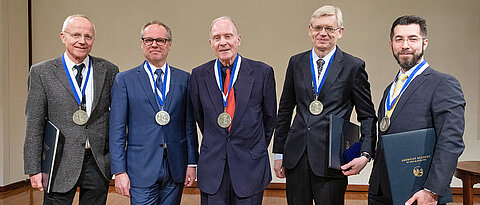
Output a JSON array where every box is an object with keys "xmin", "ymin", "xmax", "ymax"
[
  {"xmin": 109, "ymin": 63, "xmax": 198, "ymax": 187},
  {"xmin": 189, "ymin": 56, "xmax": 277, "ymax": 197},
  {"xmin": 273, "ymin": 47, "xmax": 377, "ymax": 177},
  {"xmin": 369, "ymin": 67, "xmax": 465, "ymax": 204}
]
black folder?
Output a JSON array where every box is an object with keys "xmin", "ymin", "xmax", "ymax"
[
  {"xmin": 382, "ymin": 128, "xmax": 436, "ymax": 205},
  {"xmin": 328, "ymin": 114, "xmax": 361, "ymax": 170},
  {"xmin": 41, "ymin": 120, "xmax": 63, "ymax": 193}
]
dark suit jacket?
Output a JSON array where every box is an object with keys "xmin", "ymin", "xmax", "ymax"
[
  {"xmin": 189, "ymin": 56, "xmax": 277, "ymax": 197},
  {"xmin": 369, "ymin": 67, "xmax": 465, "ymax": 204},
  {"xmin": 109, "ymin": 64, "xmax": 198, "ymax": 187},
  {"xmin": 24, "ymin": 56, "xmax": 118, "ymax": 193},
  {"xmin": 273, "ymin": 47, "xmax": 377, "ymax": 177}
]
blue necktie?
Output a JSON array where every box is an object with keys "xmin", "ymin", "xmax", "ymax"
[{"xmin": 155, "ymin": 69, "xmax": 164, "ymax": 95}]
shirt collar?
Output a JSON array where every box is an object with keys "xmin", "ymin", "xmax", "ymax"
[
  {"xmin": 312, "ymin": 46, "xmax": 336, "ymax": 66},
  {"xmin": 63, "ymin": 53, "xmax": 90, "ymax": 71},
  {"xmin": 147, "ymin": 61, "xmax": 167, "ymax": 74}
]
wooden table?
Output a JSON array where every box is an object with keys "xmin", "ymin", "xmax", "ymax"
[{"xmin": 454, "ymin": 161, "xmax": 480, "ymax": 205}]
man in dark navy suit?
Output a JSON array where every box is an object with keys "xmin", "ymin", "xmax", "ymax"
[
  {"xmin": 110, "ymin": 20, "xmax": 198, "ymax": 205},
  {"xmin": 190, "ymin": 16, "xmax": 277, "ymax": 205},
  {"xmin": 273, "ymin": 5, "xmax": 377, "ymax": 205},
  {"xmin": 368, "ymin": 15, "xmax": 465, "ymax": 205}
]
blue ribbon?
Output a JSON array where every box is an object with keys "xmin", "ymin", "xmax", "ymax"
[
  {"xmin": 216, "ymin": 54, "xmax": 239, "ymax": 108},
  {"xmin": 145, "ymin": 61, "xmax": 168, "ymax": 110},
  {"xmin": 385, "ymin": 60, "xmax": 427, "ymax": 112},
  {"xmin": 310, "ymin": 49, "xmax": 335, "ymax": 97},
  {"xmin": 62, "ymin": 54, "xmax": 92, "ymax": 105}
]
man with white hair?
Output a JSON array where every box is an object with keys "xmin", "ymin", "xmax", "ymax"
[
  {"xmin": 24, "ymin": 14, "xmax": 118, "ymax": 204},
  {"xmin": 190, "ymin": 16, "xmax": 277, "ymax": 204},
  {"xmin": 273, "ymin": 5, "xmax": 377, "ymax": 205}
]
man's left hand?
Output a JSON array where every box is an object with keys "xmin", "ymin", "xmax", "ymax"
[
  {"xmin": 341, "ymin": 156, "xmax": 369, "ymax": 176},
  {"xmin": 184, "ymin": 167, "xmax": 196, "ymax": 187},
  {"xmin": 405, "ymin": 189, "xmax": 438, "ymax": 205}
]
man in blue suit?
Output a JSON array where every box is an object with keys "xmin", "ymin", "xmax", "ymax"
[
  {"xmin": 109, "ymin": 20, "xmax": 199, "ymax": 205},
  {"xmin": 190, "ymin": 16, "xmax": 277, "ymax": 204},
  {"xmin": 368, "ymin": 15, "xmax": 465, "ymax": 205}
]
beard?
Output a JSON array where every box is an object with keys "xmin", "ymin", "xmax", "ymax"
[{"xmin": 393, "ymin": 46, "xmax": 424, "ymax": 71}]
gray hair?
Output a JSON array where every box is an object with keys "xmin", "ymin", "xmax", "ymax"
[
  {"xmin": 61, "ymin": 14, "xmax": 96, "ymax": 34},
  {"xmin": 140, "ymin": 20, "xmax": 172, "ymax": 41},
  {"xmin": 310, "ymin": 5, "xmax": 343, "ymax": 28},
  {"xmin": 209, "ymin": 16, "xmax": 239, "ymax": 38}
]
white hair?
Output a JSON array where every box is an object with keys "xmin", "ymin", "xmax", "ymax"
[{"xmin": 310, "ymin": 5, "xmax": 343, "ymax": 28}]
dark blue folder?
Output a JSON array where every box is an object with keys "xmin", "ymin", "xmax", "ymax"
[
  {"xmin": 382, "ymin": 128, "xmax": 436, "ymax": 205},
  {"xmin": 41, "ymin": 120, "xmax": 62, "ymax": 193},
  {"xmin": 328, "ymin": 114, "xmax": 361, "ymax": 170}
]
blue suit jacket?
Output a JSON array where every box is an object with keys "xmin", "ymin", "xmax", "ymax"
[
  {"xmin": 189, "ymin": 57, "xmax": 277, "ymax": 197},
  {"xmin": 369, "ymin": 67, "xmax": 465, "ymax": 204},
  {"xmin": 109, "ymin": 63, "xmax": 198, "ymax": 187}
]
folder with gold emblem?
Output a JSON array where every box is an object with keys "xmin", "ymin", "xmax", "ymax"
[
  {"xmin": 41, "ymin": 120, "xmax": 63, "ymax": 193},
  {"xmin": 328, "ymin": 114, "xmax": 361, "ymax": 170},
  {"xmin": 382, "ymin": 128, "xmax": 436, "ymax": 205}
]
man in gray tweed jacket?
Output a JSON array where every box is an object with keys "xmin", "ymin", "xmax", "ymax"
[{"xmin": 24, "ymin": 14, "xmax": 118, "ymax": 205}]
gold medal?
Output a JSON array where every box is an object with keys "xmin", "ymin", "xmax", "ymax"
[
  {"xmin": 379, "ymin": 116, "xmax": 390, "ymax": 132},
  {"xmin": 309, "ymin": 100, "xmax": 323, "ymax": 115},
  {"xmin": 73, "ymin": 109, "xmax": 88, "ymax": 125},
  {"xmin": 217, "ymin": 112, "xmax": 232, "ymax": 128},
  {"xmin": 155, "ymin": 110, "xmax": 170, "ymax": 126}
]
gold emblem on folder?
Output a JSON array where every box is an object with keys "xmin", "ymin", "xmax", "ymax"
[{"xmin": 413, "ymin": 166, "xmax": 423, "ymax": 177}]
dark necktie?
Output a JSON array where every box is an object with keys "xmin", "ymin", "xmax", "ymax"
[
  {"xmin": 74, "ymin": 63, "xmax": 86, "ymax": 110},
  {"xmin": 317, "ymin": 59, "xmax": 325, "ymax": 80},
  {"xmin": 74, "ymin": 63, "xmax": 85, "ymax": 88},
  {"xmin": 155, "ymin": 69, "xmax": 164, "ymax": 95}
]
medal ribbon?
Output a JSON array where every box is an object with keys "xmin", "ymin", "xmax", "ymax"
[
  {"xmin": 216, "ymin": 54, "xmax": 239, "ymax": 108},
  {"xmin": 145, "ymin": 61, "xmax": 168, "ymax": 110},
  {"xmin": 310, "ymin": 49, "xmax": 335, "ymax": 97},
  {"xmin": 62, "ymin": 54, "xmax": 92, "ymax": 105},
  {"xmin": 385, "ymin": 60, "xmax": 426, "ymax": 114}
]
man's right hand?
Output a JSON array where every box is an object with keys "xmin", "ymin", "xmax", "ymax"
[
  {"xmin": 114, "ymin": 172, "xmax": 130, "ymax": 197},
  {"xmin": 29, "ymin": 173, "xmax": 43, "ymax": 191},
  {"xmin": 274, "ymin": 159, "xmax": 286, "ymax": 178}
]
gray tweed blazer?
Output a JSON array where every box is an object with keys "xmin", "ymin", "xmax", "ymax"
[{"xmin": 24, "ymin": 56, "xmax": 118, "ymax": 193}]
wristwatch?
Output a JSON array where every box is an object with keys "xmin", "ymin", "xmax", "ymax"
[{"xmin": 360, "ymin": 152, "xmax": 372, "ymax": 162}]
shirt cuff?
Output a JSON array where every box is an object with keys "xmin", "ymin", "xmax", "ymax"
[
  {"xmin": 274, "ymin": 154, "xmax": 283, "ymax": 160},
  {"xmin": 423, "ymin": 188, "xmax": 437, "ymax": 196},
  {"xmin": 187, "ymin": 164, "xmax": 197, "ymax": 168}
]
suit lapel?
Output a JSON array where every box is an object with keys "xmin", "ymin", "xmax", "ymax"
[
  {"xmin": 91, "ymin": 56, "xmax": 107, "ymax": 112},
  {"xmin": 230, "ymin": 58, "xmax": 254, "ymax": 132},
  {"xmin": 319, "ymin": 47, "xmax": 343, "ymax": 100},
  {"xmin": 136, "ymin": 64, "xmax": 160, "ymax": 112},
  {"xmin": 51, "ymin": 57, "xmax": 76, "ymax": 100},
  {"xmin": 379, "ymin": 84, "xmax": 391, "ymax": 118},
  {"xmin": 390, "ymin": 67, "xmax": 432, "ymax": 123},
  {"xmin": 165, "ymin": 67, "xmax": 176, "ymax": 112},
  {"xmin": 301, "ymin": 52, "xmax": 314, "ymax": 100},
  {"xmin": 204, "ymin": 63, "xmax": 224, "ymax": 115}
]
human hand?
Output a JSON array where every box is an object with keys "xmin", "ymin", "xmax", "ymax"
[{"xmin": 274, "ymin": 159, "xmax": 286, "ymax": 178}]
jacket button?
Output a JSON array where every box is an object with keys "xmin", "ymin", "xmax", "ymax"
[
  {"xmin": 227, "ymin": 137, "xmax": 231, "ymax": 142},
  {"xmin": 159, "ymin": 144, "xmax": 164, "ymax": 147},
  {"xmin": 307, "ymin": 127, "xmax": 311, "ymax": 131},
  {"xmin": 221, "ymin": 155, "xmax": 226, "ymax": 160}
]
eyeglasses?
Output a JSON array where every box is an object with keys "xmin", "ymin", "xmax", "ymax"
[
  {"xmin": 63, "ymin": 31, "xmax": 94, "ymax": 41},
  {"xmin": 393, "ymin": 36, "xmax": 424, "ymax": 44},
  {"xmin": 141, "ymin": 37, "xmax": 171, "ymax": 46},
  {"xmin": 310, "ymin": 25, "xmax": 341, "ymax": 34}
]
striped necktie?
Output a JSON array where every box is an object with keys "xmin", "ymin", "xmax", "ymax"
[{"xmin": 385, "ymin": 73, "xmax": 408, "ymax": 118}]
